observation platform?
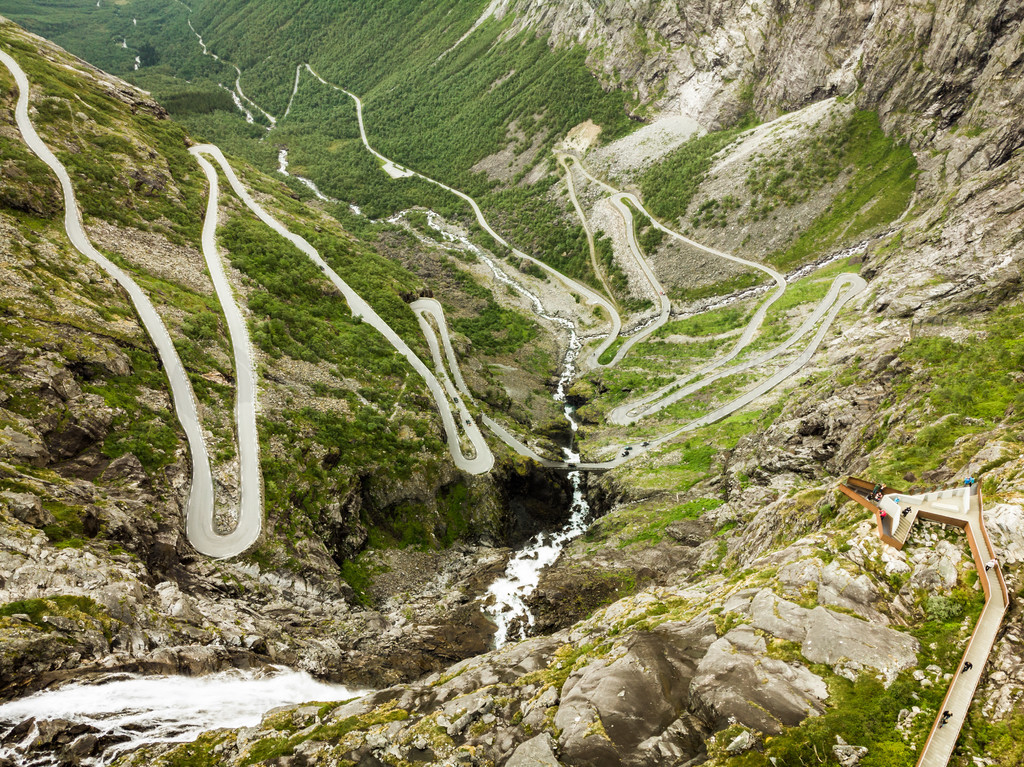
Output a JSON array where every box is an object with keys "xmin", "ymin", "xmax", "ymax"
[{"xmin": 840, "ymin": 477, "xmax": 1008, "ymax": 767}]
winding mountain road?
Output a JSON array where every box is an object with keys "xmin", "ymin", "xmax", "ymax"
[
  {"xmin": 192, "ymin": 145, "xmax": 494, "ymax": 477},
  {"xmin": 564, "ymin": 154, "xmax": 789, "ymax": 376},
  {"xmin": 288, "ymin": 69, "xmax": 868, "ymax": 468},
  {"xmin": 0, "ymin": 48, "xmax": 216, "ymax": 549},
  {"xmin": 609, "ymin": 272, "xmax": 866, "ymax": 425},
  {"xmin": 300, "ymin": 65, "xmax": 623, "ymax": 369},
  {"xmin": 555, "ymin": 154, "xmax": 616, "ymax": 307},
  {"xmin": 560, "ymin": 154, "xmax": 865, "ymax": 425},
  {"xmin": 3, "ymin": 47, "xmax": 494, "ymax": 565},
  {"xmin": 189, "ymin": 147, "xmax": 263, "ymax": 557},
  {"xmin": 601, "ymin": 194, "xmax": 672, "ymax": 366},
  {"xmin": 5, "ymin": 36, "xmax": 868, "ymax": 552}
]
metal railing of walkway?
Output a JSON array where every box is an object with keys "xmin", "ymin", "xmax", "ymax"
[{"xmin": 840, "ymin": 478, "xmax": 1009, "ymax": 767}]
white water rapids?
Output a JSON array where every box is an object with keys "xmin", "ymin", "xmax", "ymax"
[
  {"xmin": 418, "ymin": 212, "xmax": 595, "ymax": 647},
  {"xmin": 0, "ymin": 670, "xmax": 362, "ymax": 766},
  {"xmin": 483, "ymin": 341, "xmax": 593, "ymax": 648}
]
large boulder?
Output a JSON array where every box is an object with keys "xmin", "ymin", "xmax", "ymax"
[
  {"xmin": 746, "ymin": 590, "xmax": 919, "ymax": 683},
  {"xmin": 555, "ymin": 621, "xmax": 715, "ymax": 766},
  {"xmin": 690, "ymin": 625, "xmax": 827, "ymax": 734},
  {"xmin": 777, "ymin": 558, "xmax": 885, "ymax": 622},
  {"xmin": 505, "ymin": 734, "xmax": 561, "ymax": 766},
  {"xmin": 0, "ymin": 426, "xmax": 51, "ymax": 467},
  {"xmin": 1, "ymin": 491, "xmax": 55, "ymax": 528},
  {"xmin": 986, "ymin": 503, "xmax": 1024, "ymax": 564}
]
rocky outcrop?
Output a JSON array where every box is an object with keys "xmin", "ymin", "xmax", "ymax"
[
  {"xmin": 506, "ymin": 734, "xmax": 562, "ymax": 766},
  {"xmin": 555, "ymin": 623, "xmax": 714, "ymax": 765},
  {"xmin": 496, "ymin": 0, "xmax": 1023, "ymax": 178},
  {"xmin": 690, "ymin": 625, "xmax": 827, "ymax": 734},
  {"xmin": 0, "ymin": 492, "xmax": 54, "ymax": 528}
]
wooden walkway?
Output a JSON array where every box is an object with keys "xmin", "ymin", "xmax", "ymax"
[{"xmin": 840, "ymin": 478, "xmax": 1009, "ymax": 767}]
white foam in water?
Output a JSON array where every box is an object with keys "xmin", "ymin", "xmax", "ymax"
[
  {"xmin": 0, "ymin": 670, "xmax": 362, "ymax": 765},
  {"xmin": 419, "ymin": 213, "xmax": 594, "ymax": 647},
  {"xmin": 277, "ymin": 149, "xmax": 333, "ymax": 202},
  {"xmin": 484, "ymin": 318, "xmax": 591, "ymax": 647}
]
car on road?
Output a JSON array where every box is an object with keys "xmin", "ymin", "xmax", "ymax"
[{"xmin": 642, "ymin": 441, "xmax": 650, "ymax": 447}]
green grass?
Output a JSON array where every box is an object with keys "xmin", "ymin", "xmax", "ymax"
[
  {"xmin": 614, "ymin": 498, "xmax": 724, "ymax": 547},
  {"xmin": 870, "ymin": 303, "xmax": 1024, "ymax": 485},
  {"xmin": 769, "ymin": 111, "xmax": 917, "ymax": 269},
  {"xmin": 655, "ymin": 306, "xmax": 749, "ymax": 338},
  {"xmin": 598, "ymin": 337, "xmax": 626, "ymax": 365},
  {"xmin": 670, "ymin": 271, "xmax": 764, "ymax": 303},
  {"xmin": 738, "ymin": 258, "xmax": 861, "ymax": 356},
  {"xmin": 7, "ymin": 0, "xmax": 645, "ymax": 290},
  {"xmin": 0, "ymin": 595, "xmax": 110, "ymax": 631},
  {"xmin": 964, "ymin": 709, "xmax": 1024, "ymax": 767}
]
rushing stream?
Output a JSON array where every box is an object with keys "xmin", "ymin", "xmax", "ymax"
[
  {"xmin": 418, "ymin": 213, "xmax": 596, "ymax": 647},
  {"xmin": 483, "ymin": 336, "xmax": 594, "ymax": 647},
  {"xmin": 0, "ymin": 670, "xmax": 362, "ymax": 766}
]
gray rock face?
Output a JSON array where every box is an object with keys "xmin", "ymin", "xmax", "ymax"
[
  {"xmin": 556, "ymin": 622, "xmax": 715, "ymax": 766},
  {"xmin": 0, "ymin": 491, "xmax": 55, "ymax": 528},
  {"xmin": 778, "ymin": 559, "xmax": 885, "ymax": 622},
  {"xmin": 664, "ymin": 519, "xmax": 711, "ymax": 546},
  {"xmin": 0, "ymin": 426, "xmax": 50, "ymax": 468},
  {"xmin": 100, "ymin": 454, "xmax": 148, "ymax": 486},
  {"xmin": 746, "ymin": 591, "xmax": 919, "ymax": 683},
  {"xmin": 690, "ymin": 626, "xmax": 827, "ymax": 734},
  {"xmin": 833, "ymin": 736, "xmax": 869, "ymax": 767},
  {"xmin": 498, "ymin": 0, "xmax": 1023, "ymax": 182},
  {"xmin": 506, "ymin": 734, "xmax": 561, "ymax": 767}
]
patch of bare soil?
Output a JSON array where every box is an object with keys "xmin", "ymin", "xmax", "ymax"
[
  {"xmin": 470, "ymin": 119, "xmax": 549, "ymax": 185},
  {"xmin": 649, "ymin": 236, "xmax": 752, "ymax": 294},
  {"xmin": 586, "ymin": 114, "xmax": 705, "ymax": 183}
]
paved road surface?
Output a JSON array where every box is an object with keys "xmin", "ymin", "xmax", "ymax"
[
  {"xmin": 194, "ymin": 145, "xmax": 494, "ymax": 476},
  {"xmin": 0, "ymin": 48, "xmax": 216, "ymax": 551},
  {"xmin": 600, "ymin": 193, "xmax": 672, "ymax": 366},
  {"xmin": 189, "ymin": 148, "xmax": 264, "ymax": 557},
  {"xmin": 409, "ymin": 270, "xmax": 863, "ymax": 471},
  {"xmin": 410, "ymin": 298, "xmax": 489, "ymax": 456},
  {"xmin": 564, "ymin": 155, "xmax": 789, "ymax": 386},
  {"xmin": 561, "ymin": 154, "xmax": 863, "ymax": 428},
  {"xmin": 609, "ymin": 272, "xmax": 866, "ymax": 424},
  {"xmin": 6, "ymin": 40, "xmax": 869, "ymax": 543},
  {"xmin": 301, "ymin": 65, "xmax": 623, "ymax": 369},
  {"xmin": 556, "ymin": 154, "xmax": 617, "ymax": 308},
  {"xmin": 317, "ymin": 77, "xmax": 868, "ymax": 469}
]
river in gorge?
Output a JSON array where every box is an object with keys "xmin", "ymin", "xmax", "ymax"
[
  {"xmin": 0, "ymin": 205, "xmax": 601, "ymax": 764},
  {"xmin": 415, "ymin": 212, "xmax": 598, "ymax": 648}
]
